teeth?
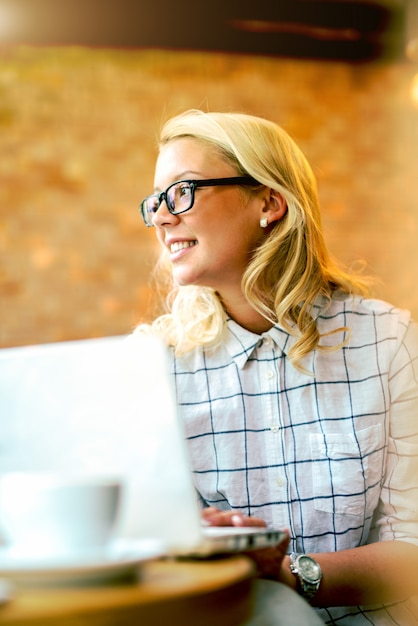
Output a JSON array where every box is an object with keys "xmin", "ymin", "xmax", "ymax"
[{"xmin": 170, "ymin": 241, "xmax": 197, "ymax": 253}]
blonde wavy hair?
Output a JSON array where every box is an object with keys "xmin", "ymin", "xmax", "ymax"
[{"xmin": 140, "ymin": 109, "xmax": 370, "ymax": 369}]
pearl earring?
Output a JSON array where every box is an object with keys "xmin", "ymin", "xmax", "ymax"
[{"xmin": 260, "ymin": 217, "xmax": 268, "ymax": 228}]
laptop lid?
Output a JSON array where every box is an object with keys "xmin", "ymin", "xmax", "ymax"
[{"xmin": 0, "ymin": 334, "xmax": 203, "ymax": 552}]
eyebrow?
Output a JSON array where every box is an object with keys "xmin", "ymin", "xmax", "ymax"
[{"xmin": 153, "ymin": 171, "xmax": 205, "ymax": 193}]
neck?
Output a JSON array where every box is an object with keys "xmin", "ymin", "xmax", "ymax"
[{"xmin": 220, "ymin": 291, "xmax": 274, "ymax": 335}]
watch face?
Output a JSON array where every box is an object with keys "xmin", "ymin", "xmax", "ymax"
[{"xmin": 298, "ymin": 555, "xmax": 321, "ymax": 582}]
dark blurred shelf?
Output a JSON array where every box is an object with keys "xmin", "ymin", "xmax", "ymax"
[{"xmin": 0, "ymin": 0, "xmax": 407, "ymax": 61}]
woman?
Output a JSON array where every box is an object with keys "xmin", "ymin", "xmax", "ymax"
[{"xmin": 137, "ymin": 109, "xmax": 418, "ymax": 625}]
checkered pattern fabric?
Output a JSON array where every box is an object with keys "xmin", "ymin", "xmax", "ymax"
[{"xmin": 171, "ymin": 293, "xmax": 418, "ymax": 625}]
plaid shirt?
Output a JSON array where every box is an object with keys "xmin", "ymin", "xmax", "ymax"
[{"xmin": 172, "ymin": 293, "xmax": 418, "ymax": 625}]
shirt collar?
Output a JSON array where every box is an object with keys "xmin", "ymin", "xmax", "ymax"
[
  {"xmin": 223, "ymin": 318, "xmax": 296, "ymax": 369},
  {"xmin": 222, "ymin": 294, "xmax": 342, "ymax": 369}
]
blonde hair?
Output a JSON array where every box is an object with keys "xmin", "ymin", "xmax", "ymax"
[{"xmin": 140, "ymin": 109, "xmax": 370, "ymax": 369}]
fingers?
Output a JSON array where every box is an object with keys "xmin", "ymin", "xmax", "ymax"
[
  {"xmin": 202, "ymin": 507, "xmax": 267, "ymax": 527},
  {"xmin": 200, "ymin": 508, "xmax": 291, "ymax": 581}
]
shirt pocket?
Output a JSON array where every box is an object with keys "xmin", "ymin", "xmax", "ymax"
[{"xmin": 309, "ymin": 424, "xmax": 384, "ymax": 516}]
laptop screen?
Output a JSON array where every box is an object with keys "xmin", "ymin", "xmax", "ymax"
[{"xmin": 0, "ymin": 335, "xmax": 202, "ymax": 551}]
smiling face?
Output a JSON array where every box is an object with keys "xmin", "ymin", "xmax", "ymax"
[{"xmin": 152, "ymin": 138, "xmax": 268, "ymax": 301}]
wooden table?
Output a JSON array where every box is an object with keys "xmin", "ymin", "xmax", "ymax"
[{"xmin": 0, "ymin": 556, "xmax": 256, "ymax": 625}]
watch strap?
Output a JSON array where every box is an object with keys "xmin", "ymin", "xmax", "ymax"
[{"xmin": 289, "ymin": 552, "xmax": 322, "ymax": 601}]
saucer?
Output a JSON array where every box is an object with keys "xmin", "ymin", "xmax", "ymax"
[{"xmin": 0, "ymin": 538, "xmax": 166, "ymax": 586}]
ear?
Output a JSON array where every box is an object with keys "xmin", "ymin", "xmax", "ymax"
[{"xmin": 261, "ymin": 189, "xmax": 287, "ymax": 225}]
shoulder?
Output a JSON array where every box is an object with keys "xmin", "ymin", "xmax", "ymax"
[
  {"xmin": 321, "ymin": 292, "xmax": 411, "ymax": 331},
  {"xmin": 315, "ymin": 293, "xmax": 416, "ymax": 357},
  {"xmin": 169, "ymin": 343, "xmax": 209, "ymax": 376}
]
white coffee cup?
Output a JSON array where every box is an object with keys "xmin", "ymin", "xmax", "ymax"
[{"xmin": 0, "ymin": 472, "xmax": 122, "ymax": 560}]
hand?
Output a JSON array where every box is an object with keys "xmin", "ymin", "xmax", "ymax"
[
  {"xmin": 201, "ymin": 506, "xmax": 267, "ymax": 527},
  {"xmin": 201, "ymin": 507, "xmax": 290, "ymax": 581},
  {"xmin": 244, "ymin": 534, "xmax": 291, "ymax": 581}
]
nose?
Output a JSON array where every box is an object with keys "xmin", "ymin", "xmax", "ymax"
[{"xmin": 152, "ymin": 198, "xmax": 180, "ymax": 228}]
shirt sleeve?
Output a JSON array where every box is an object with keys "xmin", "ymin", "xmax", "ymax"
[{"xmin": 375, "ymin": 315, "xmax": 418, "ymax": 546}]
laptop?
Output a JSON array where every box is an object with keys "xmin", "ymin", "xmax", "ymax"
[{"xmin": 0, "ymin": 334, "xmax": 286, "ymax": 558}]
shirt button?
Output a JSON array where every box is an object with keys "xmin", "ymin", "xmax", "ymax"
[
  {"xmin": 264, "ymin": 337, "xmax": 272, "ymax": 347},
  {"xmin": 266, "ymin": 370, "xmax": 275, "ymax": 379},
  {"xmin": 276, "ymin": 477, "xmax": 285, "ymax": 487},
  {"xmin": 270, "ymin": 425, "xmax": 280, "ymax": 433}
]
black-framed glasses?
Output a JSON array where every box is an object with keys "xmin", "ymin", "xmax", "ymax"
[{"xmin": 139, "ymin": 176, "xmax": 260, "ymax": 227}]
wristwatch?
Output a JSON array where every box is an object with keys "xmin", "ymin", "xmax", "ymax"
[{"xmin": 289, "ymin": 552, "xmax": 322, "ymax": 601}]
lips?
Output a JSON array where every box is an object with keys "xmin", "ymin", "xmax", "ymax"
[{"xmin": 170, "ymin": 241, "xmax": 198, "ymax": 254}]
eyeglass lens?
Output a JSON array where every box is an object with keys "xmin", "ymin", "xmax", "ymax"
[
  {"xmin": 166, "ymin": 182, "xmax": 193, "ymax": 213},
  {"xmin": 142, "ymin": 182, "xmax": 194, "ymax": 226}
]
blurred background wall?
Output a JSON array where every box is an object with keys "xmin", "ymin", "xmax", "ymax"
[{"xmin": 0, "ymin": 0, "xmax": 417, "ymax": 347}]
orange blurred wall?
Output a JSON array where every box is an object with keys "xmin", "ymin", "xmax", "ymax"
[{"xmin": 0, "ymin": 46, "xmax": 417, "ymax": 347}]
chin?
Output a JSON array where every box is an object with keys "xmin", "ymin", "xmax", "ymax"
[
  {"xmin": 173, "ymin": 274, "xmax": 195, "ymax": 287},
  {"xmin": 173, "ymin": 273, "xmax": 206, "ymax": 288}
]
